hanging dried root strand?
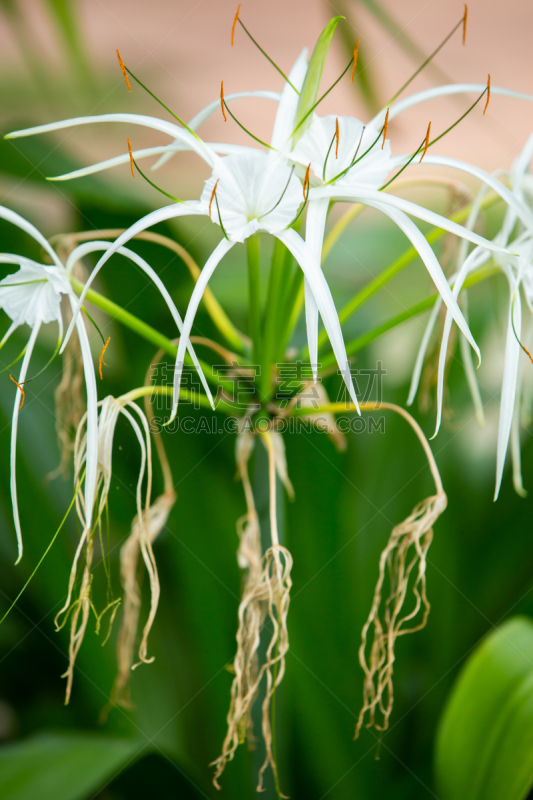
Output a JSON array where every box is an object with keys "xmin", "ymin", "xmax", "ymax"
[
  {"xmin": 354, "ymin": 402, "xmax": 447, "ymax": 739},
  {"xmin": 211, "ymin": 430, "xmax": 293, "ymax": 795},
  {"xmin": 57, "ymin": 395, "xmax": 161, "ymax": 704}
]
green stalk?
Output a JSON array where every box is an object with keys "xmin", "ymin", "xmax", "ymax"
[
  {"xmin": 260, "ymin": 239, "xmax": 292, "ymax": 401},
  {"xmin": 122, "ymin": 384, "xmax": 236, "ymax": 415},
  {"xmin": 247, "ymin": 234, "xmax": 263, "ymax": 370},
  {"xmin": 315, "ymin": 192, "xmax": 502, "ymax": 353},
  {"xmin": 319, "ymin": 264, "xmax": 499, "ymax": 370},
  {"xmin": 69, "ymin": 276, "xmax": 233, "ymax": 393}
]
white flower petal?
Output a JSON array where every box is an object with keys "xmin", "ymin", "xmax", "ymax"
[
  {"xmin": 407, "ymin": 296, "xmax": 442, "ymax": 407},
  {"xmin": 495, "ymin": 282, "xmax": 522, "ymax": 500},
  {"xmin": 304, "ymin": 197, "xmax": 329, "ymax": 381},
  {"xmin": 0, "ymin": 206, "xmax": 61, "ymax": 267},
  {"xmin": 270, "ymin": 49, "xmax": 309, "ymax": 153},
  {"xmin": 276, "ymin": 228, "xmax": 359, "ymax": 411},
  {"xmin": 172, "ymin": 239, "xmax": 235, "ymax": 419}
]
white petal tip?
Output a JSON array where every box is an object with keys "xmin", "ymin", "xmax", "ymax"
[{"xmin": 14, "ymin": 551, "xmax": 22, "ymax": 565}]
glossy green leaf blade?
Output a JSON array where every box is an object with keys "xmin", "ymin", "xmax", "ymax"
[
  {"xmin": 0, "ymin": 732, "xmax": 141, "ymax": 800},
  {"xmin": 292, "ymin": 16, "xmax": 344, "ymax": 144},
  {"xmin": 435, "ymin": 616, "xmax": 533, "ymax": 800}
]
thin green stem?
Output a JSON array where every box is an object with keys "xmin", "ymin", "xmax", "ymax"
[
  {"xmin": 247, "ymin": 234, "xmax": 262, "ymax": 369},
  {"xmin": 123, "ymin": 384, "xmax": 236, "ymax": 415}
]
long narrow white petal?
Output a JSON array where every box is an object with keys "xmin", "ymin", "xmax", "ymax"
[
  {"xmin": 276, "ymin": 228, "xmax": 360, "ymax": 411},
  {"xmin": 0, "ymin": 320, "xmax": 19, "ymax": 348},
  {"xmin": 495, "ymin": 283, "xmax": 522, "ymax": 500},
  {"xmin": 153, "ymin": 91, "xmax": 281, "ymax": 171},
  {"xmin": 66, "ymin": 241, "xmax": 213, "ymax": 406},
  {"xmin": 304, "ymin": 198, "xmax": 329, "ymax": 381},
  {"xmin": 71, "ymin": 300, "xmax": 99, "ymax": 533},
  {"xmin": 60, "ymin": 202, "xmax": 205, "ymax": 353},
  {"xmin": 312, "ymin": 186, "xmax": 514, "ymax": 259},
  {"xmin": 371, "ymin": 84, "xmax": 533, "ymax": 127},
  {"xmin": 172, "ymin": 239, "xmax": 235, "ymax": 419},
  {"xmin": 460, "ymin": 318, "xmax": 485, "ymax": 428},
  {"xmin": 361, "ymin": 197, "xmax": 480, "ymax": 357},
  {"xmin": 10, "ymin": 322, "xmax": 41, "ymax": 562},
  {"xmin": 49, "ymin": 142, "xmax": 254, "ymax": 182},
  {"xmin": 396, "ymin": 154, "xmax": 533, "ymax": 231},
  {"xmin": 511, "ymin": 371, "xmax": 527, "ymax": 497},
  {"xmin": 6, "ymin": 114, "xmax": 217, "ymax": 169},
  {"xmin": 407, "ymin": 296, "xmax": 442, "ymax": 406},
  {"xmin": 434, "ymin": 248, "xmax": 488, "ymax": 435},
  {"xmin": 0, "ymin": 206, "xmax": 62, "ymax": 268},
  {"xmin": 270, "ymin": 49, "xmax": 309, "ymax": 152}
]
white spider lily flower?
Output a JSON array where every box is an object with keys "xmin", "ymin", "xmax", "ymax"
[{"xmin": 0, "ymin": 207, "xmax": 98, "ymax": 563}]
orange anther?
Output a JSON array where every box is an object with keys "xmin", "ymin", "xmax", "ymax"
[
  {"xmin": 303, "ymin": 164, "xmax": 311, "ymax": 199},
  {"xmin": 127, "ymin": 138, "xmax": 135, "ymax": 177},
  {"xmin": 10, "ymin": 374, "xmax": 24, "ymax": 410},
  {"xmin": 232, "ymin": 5, "xmax": 241, "ymax": 46},
  {"xmin": 351, "ymin": 40, "xmax": 360, "ymax": 82},
  {"xmin": 484, "ymin": 74, "xmax": 491, "ymax": 115},
  {"xmin": 220, "ymin": 81, "xmax": 227, "ymax": 122},
  {"xmin": 116, "ymin": 49, "xmax": 131, "ymax": 92},
  {"xmin": 382, "ymin": 108, "xmax": 389, "ymax": 149},
  {"xmin": 463, "ymin": 4, "xmax": 468, "ymax": 46},
  {"xmin": 209, "ymin": 179, "xmax": 219, "ymax": 219},
  {"xmin": 99, "ymin": 337, "xmax": 111, "ymax": 380},
  {"xmin": 419, "ymin": 121, "xmax": 431, "ymax": 163},
  {"xmin": 335, "ymin": 117, "xmax": 340, "ymax": 159}
]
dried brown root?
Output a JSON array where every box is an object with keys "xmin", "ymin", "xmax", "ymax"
[
  {"xmin": 354, "ymin": 402, "xmax": 447, "ymax": 738},
  {"xmin": 211, "ymin": 429, "xmax": 293, "ymax": 794}
]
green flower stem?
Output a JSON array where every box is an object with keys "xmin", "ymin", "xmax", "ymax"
[
  {"xmin": 247, "ymin": 233, "xmax": 263, "ymax": 369},
  {"xmin": 123, "ymin": 384, "xmax": 237, "ymax": 416},
  {"xmin": 314, "ymin": 192, "xmax": 502, "ymax": 354},
  {"xmin": 260, "ymin": 239, "xmax": 292, "ymax": 401},
  {"xmin": 319, "ymin": 264, "xmax": 499, "ymax": 370},
  {"xmin": 277, "ymin": 266, "xmax": 305, "ymax": 358},
  {"xmin": 69, "ymin": 276, "xmax": 233, "ymax": 392}
]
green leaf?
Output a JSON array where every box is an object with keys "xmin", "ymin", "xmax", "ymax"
[
  {"xmin": 0, "ymin": 732, "xmax": 142, "ymax": 800},
  {"xmin": 292, "ymin": 16, "xmax": 344, "ymax": 144},
  {"xmin": 435, "ymin": 616, "xmax": 533, "ymax": 800}
]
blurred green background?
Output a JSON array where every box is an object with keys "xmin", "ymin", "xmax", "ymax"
[{"xmin": 1, "ymin": 1, "xmax": 533, "ymax": 799}]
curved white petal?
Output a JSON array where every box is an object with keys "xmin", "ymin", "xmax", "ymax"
[
  {"xmin": 313, "ymin": 186, "xmax": 513, "ymax": 260},
  {"xmin": 371, "ymin": 84, "xmax": 533, "ymax": 128},
  {"xmin": 60, "ymin": 202, "xmax": 206, "ymax": 352},
  {"xmin": 10, "ymin": 322, "xmax": 41, "ymax": 562},
  {"xmin": 66, "ymin": 241, "xmax": 213, "ymax": 405},
  {"xmin": 276, "ymin": 228, "xmax": 359, "ymax": 411},
  {"xmin": 0, "ymin": 206, "xmax": 62, "ymax": 268},
  {"xmin": 407, "ymin": 295, "xmax": 442, "ymax": 407},
  {"xmin": 459, "ymin": 308, "xmax": 485, "ymax": 428},
  {"xmin": 434, "ymin": 248, "xmax": 488, "ymax": 436},
  {"xmin": 7, "ymin": 114, "xmax": 217, "ymax": 169},
  {"xmin": 49, "ymin": 143, "xmax": 254, "ymax": 182},
  {"xmin": 395, "ymin": 154, "xmax": 533, "ymax": 231},
  {"xmin": 172, "ymin": 239, "xmax": 235, "ymax": 419},
  {"xmin": 271, "ymin": 49, "xmax": 309, "ymax": 153},
  {"xmin": 495, "ymin": 283, "xmax": 522, "ymax": 500},
  {"xmin": 304, "ymin": 198, "xmax": 329, "ymax": 381},
  {"xmin": 153, "ymin": 90, "xmax": 281, "ymax": 171},
  {"xmin": 71, "ymin": 298, "xmax": 99, "ymax": 533},
  {"xmin": 351, "ymin": 196, "xmax": 480, "ymax": 358}
]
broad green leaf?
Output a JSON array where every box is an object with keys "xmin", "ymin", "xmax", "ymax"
[
  {"xmin": 0, "ymin": 732, "xmax": 142, "ymax": 800},
  {"xmin": 435, "ymin": 616, "xmax": 533, "ymax": 800},
  {"xmin": 292, "ymin": 16, "xmax": 344, "ymax": 144}
]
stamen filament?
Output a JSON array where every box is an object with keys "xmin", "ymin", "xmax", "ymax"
[
  {"xmin": 322, "ymin": 129, "xmax": 338, "ymax": 181},
  {"xmin": 116, "ymin": 49, "xmax": 131, "ymax": 92},
  {"xmin": 382, "ymin": 108, "xmax": 389, "ymax": 149},
  {"xmin": 484, "ymin": 74, "xmax": 491, "ymax": 115},
  {"xmin": 99, "ymin": 337, "xmax": 111, "ymax": 380},
  {"xmin": 291, "ymin": 51, "xmax": 358, "ymax": 139},
  {"xmin": 222, "ymin": 88, "xmax": 275, "ymax": 149},
  {"xmin": 231, "ymin": 5, "xmax": 241, "ymax": 46},
  {"xmin": 380, "ymin": 134, "xmax": 428, "ymax": 191},
  {"xmin": 387, "ymin": 11, "xmax": 467, "ymax": 106},
  {"xmin": 286, "ymin": 165, "xmax": 311, "ymax": 228},
  {"xmin": 463, "ymin": 4, "xmax": 468, "ymax": 46},
  {"xmin": 209, "ymin": 179, "xmax": 219, "ymax": 219},
  {"xmin": 351, "ymin": 40, "xmax": 360, "ymax": 83},
  {"xmin": 129, "ymin": 145, "xmax": 183, "ymax": 203},
  {"xmin": 511, "ymin": 302, "xmax": 533, "ymax": 365},
  {"xmin": 220, "ymin": 81, "xmax": 227, "ymax": 122},
  {"xmin": 419, "ymin": 121, "xmax": 431, "ymax": 163},
  {"xmin": 335, "ymin": 117, "xmax": 340, "ymax": 158},
  {"xmin": 428, "ymin": 85, "xmax": 488, "ymax": 149},
  {"xmin": 10, "ymin": 374, "xmax": 25, "ymax": 410},
  {"xmin": 214, "ymin": 193, "xmax": 230, "ymax": 240},
  {"xmin": 237, "ymin": 18, "xmax": 297, "ymax": 92},
  {"xmin": 127, "ymin": 138, "xmax": 135, "ymax": 177},
  {"xmin": 260, "ymin": 168, "xmax": 295, "ymax": 219},
  {"xmin": 303, "ymin": 163, "xmax": 310, "ymax": 200}
]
